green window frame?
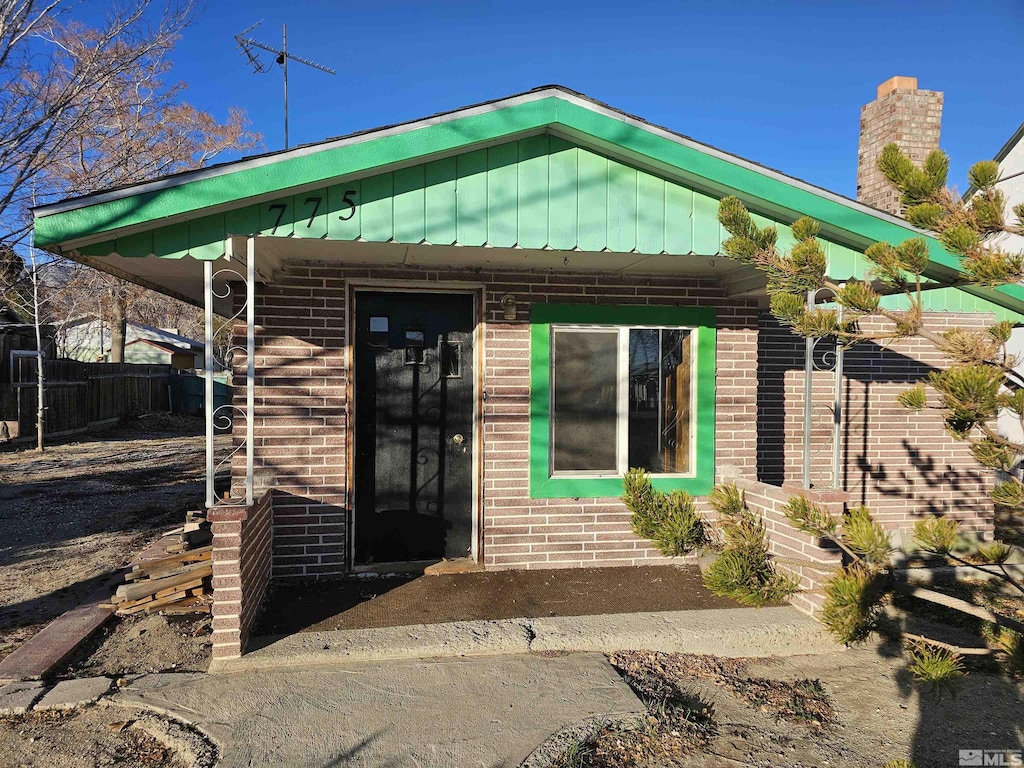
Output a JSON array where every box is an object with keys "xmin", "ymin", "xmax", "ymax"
[{"xmin": 529, "ymin": 303, "xmax": 717, "ymax": 499}]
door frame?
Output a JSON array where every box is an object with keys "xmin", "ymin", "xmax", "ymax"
[{"xmin": 346, "ymin": 280, "xmax": 486, "ymax": 571}]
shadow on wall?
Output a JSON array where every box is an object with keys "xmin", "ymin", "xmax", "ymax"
[{"xmin": 756, "ymin": 312, "xmax": 989, "ymax": 525}]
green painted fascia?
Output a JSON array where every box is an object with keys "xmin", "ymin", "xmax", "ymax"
[
  {"xmin": 547, "ymin": 100, "xmax": 1024, "ymax": 315},
  {"xmin": 34, "ymin": 98, "xmax": 561, "ymax": 247},
  {"xmin": 34, "ymin": 89, "xmax": 1024, "ymax": 314},
  {"xmin": 529, "ymin": 303, "xmax": 717, "ymax": 499}
]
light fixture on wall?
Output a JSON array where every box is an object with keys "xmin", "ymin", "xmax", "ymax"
[{"xmin": 500, "ymin": 294, "xmax": 518, "ymax": 321}]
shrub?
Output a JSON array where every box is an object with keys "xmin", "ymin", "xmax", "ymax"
[
  {"xmin": 623, "ymin": 468, "xmax": 709, "ymax": 557},
  {"xmin": 702, "ymin": 482, "xmax": 798, "ymax": 607}
]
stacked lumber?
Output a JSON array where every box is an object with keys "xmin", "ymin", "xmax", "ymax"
[
  {"xmin": 108, "ymin": 547, "xmax": 213, "ymax": 615},
  {"xmin": 165, "ymin": 509, "xmax": 211, "ymax": 554}
]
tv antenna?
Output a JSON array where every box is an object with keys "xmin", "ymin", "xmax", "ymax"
[{"xmin": 235, "ymin": 21, "xmax": 335, "ymax": 150}]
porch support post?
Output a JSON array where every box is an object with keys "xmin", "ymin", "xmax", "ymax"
[
  {"xmin": 831, "ymin": 286, "xmax": 845, "ymax": 490},
  {"xmin": 245, "ymin": 237, "xmax": 255, "ymax": 506},
  {"xmin": 204, "ymin": 260, "xmax": 215, "ymax": 508},
  {"xmin": 802, "ymin": 288, "xmax": 814, "ymax": 490}
]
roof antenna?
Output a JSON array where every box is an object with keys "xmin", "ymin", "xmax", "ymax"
[{"xmin": 234, "ymin": 21, "xmax": 336, "ymax": 150}]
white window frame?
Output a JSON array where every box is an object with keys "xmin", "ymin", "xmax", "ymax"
[{"xmin": 549, "ymin": 323, "xmax": 697, "ymax": 480}]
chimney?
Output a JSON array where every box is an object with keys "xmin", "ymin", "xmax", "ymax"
[{"xmin": 856, "ymin": 76, "xmax": 943, "ymax": 215}]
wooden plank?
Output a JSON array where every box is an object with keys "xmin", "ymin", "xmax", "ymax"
[
  {"xmin": 577, "ymin": 149, "xmax": 608, "ymax": 253},
  {"xmin": 327, "ymin": 180, "xmax": 361, "ymax": 240},
  {"xmin": 547, "ymin": 135, "xmax": 578, "ymax": 251},
  {"xmin": 487, "ymin": 142, "xmax": 518, "ymax": 248},
  {"xmin": 517, "ymin": 134, "xmax": 549, "ymax": 250},
  {"xmin": 636, "ymin": 171, "xmax": 666, "ymax": 255},
  {"xmin": 393, "ymin": 165, "xmax": 426, "ymax": 244},
  {"xmin": 115, "ymin": 564, "xmax": 212, "ymax": 602},
  {"xmin": 360, "ymin": 173, "xmax": 394, "ymax": 243},
  {"xmin": 424, "ymin": 157, "xmax": 457, "ymax": 245},
  {"xmin": 456, "ymin": 149, "xmax": 488, "ymax": 246},
  {"xmin": 607, "ymin": 161, "xmax": 637, "ymax": 254},
  {"xmin": 665, "ymin": 183, "xmax": 694, "ymax": 254}
]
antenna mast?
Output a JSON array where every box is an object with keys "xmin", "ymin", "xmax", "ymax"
[{"xmin": 235, "ymin": 21, "xmax": 335, "ymax": 149}]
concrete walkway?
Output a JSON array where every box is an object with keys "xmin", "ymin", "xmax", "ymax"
[
  {"xmin": 214, "ymin": 606, "xmax": 835, "ymax": 673},
  {"xmin": 114, "ymin": 653, "xmax": 644, "ymax": 768}
]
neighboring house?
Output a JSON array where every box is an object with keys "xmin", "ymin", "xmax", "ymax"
[
  {"xmin": 60, "ymin": 319, "xmax": 205, "ymax": 370},
  {"xmin": 32, "ymin": 83, "xmax": 1024, "ymax": 657},
  {"xmin": 986, "ymin": 121, "xmax": 1024, "ymax": 446},
  {"xmin": 0, "ymin": 304, "xmax": 55, "ymax": 383}
]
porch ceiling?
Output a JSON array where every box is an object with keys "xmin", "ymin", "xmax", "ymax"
[{"xmin": 74, "ymin": 239, "xmax": 763, "ymax": 315}]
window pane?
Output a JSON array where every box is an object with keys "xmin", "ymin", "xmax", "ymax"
[
  {"xmin": 628, "ymin": 328, "xmax": 692, "ymax": 473},
  {"xmin": 551, "ymin": 329, "xmax": 618, "ymax": 473}
]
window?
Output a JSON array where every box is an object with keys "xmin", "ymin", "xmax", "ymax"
[
  {"xmin": 530, "ymin": 304, "xmax": 716, "ymax": 498},
  {"xmin": 549, "ymin": 326, "xmax": 693, "ymax": 477}
]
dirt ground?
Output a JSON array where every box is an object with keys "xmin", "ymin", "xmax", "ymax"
[
  {"xmin": 0, "ymin": 704, "xmax": 209, "ymax": 768},
  {"xmin": 0, "ymin": 416, "xmax": 208, "ymax": 661},
  {"xmin": 257, "ymin": 565, "xmax": 744, "ymax": 636},
  {"xmin": 65, "ymin": 613, "xmax": 212, "ymax": 678},
  {"xmin": 533, "ymin": 646, "xmax": 1024, "ymax": 768}
]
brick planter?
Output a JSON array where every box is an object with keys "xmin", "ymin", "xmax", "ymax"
[{"xmin": 729, "ymin": 478, "xmax": 845, "ymax": 617}]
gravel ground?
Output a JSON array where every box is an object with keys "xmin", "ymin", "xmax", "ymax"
[{"xmin": 0, "ymin": 416, "xmax": 210, "ymax": 661}]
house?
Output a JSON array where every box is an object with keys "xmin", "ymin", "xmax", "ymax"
[
  {"xmin": 31, "ymin": 82, "xmax": 1024, "ymax": 658},
  {"xmin": 60, "ymin": 319, "xmax": 206, "ymax": 370},
  {"xmin": 0, "ymin": 304, "xmax": 55, "ymax": 383}
]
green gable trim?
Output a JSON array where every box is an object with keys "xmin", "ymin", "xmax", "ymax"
[
  {"xmin": 529, "ymin": 303, "xmax": 717, "ymax": 499},
  {"xmin": 33, "ymin": 89, "xmax": 1024, "ymax": 314}
]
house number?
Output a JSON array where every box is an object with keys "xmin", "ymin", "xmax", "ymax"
[{"xmin": 338, "ymin": 189, "xmax": 358, "ymax": 220}]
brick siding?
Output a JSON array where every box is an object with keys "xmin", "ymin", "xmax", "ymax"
[
  {"xmin": 237, "ymin": 262, "xmax": 760, "ymax": 576},
  {"xmin": 757, "ymin": 312, "xmax": 994, "ymax": 533},
  {"xmin": 209, "ymin": 490, "xmax": 273, "ymax": 659}
]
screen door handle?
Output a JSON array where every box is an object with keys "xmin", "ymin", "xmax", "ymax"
[{"xmin": 452, "ymin": 433, "xmax": 465, "ymax": 444}]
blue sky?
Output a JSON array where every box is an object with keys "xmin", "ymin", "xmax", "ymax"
[{"xmin": 156, "ymin": 1, "xmax": 1023, "ymax": 197}]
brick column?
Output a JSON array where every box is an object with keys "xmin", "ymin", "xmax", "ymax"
[{"xmin": 208, "ymin": 490, "xmax": 274, "ymax": 660}]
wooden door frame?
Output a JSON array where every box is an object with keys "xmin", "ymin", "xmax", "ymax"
[{"xmin": 346, "ymin": 280, "xmax": 486, "ymax": 571}]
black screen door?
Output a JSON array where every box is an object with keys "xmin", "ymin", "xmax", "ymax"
[{"xmin": 353, "ymin": 292, "xmax": 475, "ymax": 564}]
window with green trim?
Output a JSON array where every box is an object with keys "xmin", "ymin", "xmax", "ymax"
[{"xmin": 530, "ymin": 304, "xmax": 716, "ymax": 499}]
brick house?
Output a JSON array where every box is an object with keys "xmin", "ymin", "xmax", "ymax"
[{"xmin": 31, "ymin": 85, "xmax": 1024, "ymax": 658}]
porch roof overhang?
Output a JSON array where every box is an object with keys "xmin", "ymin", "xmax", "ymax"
[{"xmin": 30, "ymin": 85, "xmax": 1024, "ymax": 319}]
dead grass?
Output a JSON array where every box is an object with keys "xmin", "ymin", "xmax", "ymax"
[{"xmin": 547, "ymin": 652, "xmax": 837, "ymax": 768}]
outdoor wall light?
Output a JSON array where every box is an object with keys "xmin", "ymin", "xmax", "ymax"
[{"xmin": 500, "ymin": 294, "xmax": 518, "ymax": 320}]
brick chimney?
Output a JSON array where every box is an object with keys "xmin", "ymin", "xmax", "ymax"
[{"xmin": 857, "ymin": 76, "xmax": 943, "ymax": 215}]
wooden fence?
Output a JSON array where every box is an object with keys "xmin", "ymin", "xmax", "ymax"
[{"xmin": 0, "ymin": 358, "xmax": 172, "ymax": 441}]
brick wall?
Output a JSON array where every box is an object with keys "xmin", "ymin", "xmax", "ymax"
[
  {"xmin": 732, "ymin": 477, "xmax": 844, "ymax": 617},
  {"xmin": 209, "ymin": 490, "xmax": 273, "ymax": 660},
  {"xmin": 239, "ymin": 262, "xmax": 760, "ymax": 576},
  {"xmin": 758, "ymin": 312, "xmax": 995, "ymax": 533},
  {"xmin": 857, "ymin": 76, "xmax": 943, "ymax": 215}
]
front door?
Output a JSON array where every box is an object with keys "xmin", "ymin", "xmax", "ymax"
[{"xmin": 353, "ymin": 292, "xmax": 475, "ymax": 564}]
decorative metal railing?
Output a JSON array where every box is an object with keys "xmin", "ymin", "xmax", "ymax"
[
  {"xmin": 205, "ymin": 238, "xmax": 255, "ymax": 507},
  {"xmin": 802, "ymin": 285, "xmax": 846, "ymax": 490}
]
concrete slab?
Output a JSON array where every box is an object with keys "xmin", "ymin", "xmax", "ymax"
[
  {"xmin": 115, "ymin": 652, "xmax": 643, "ymax": 768},
  {"xmin": 34, "ymin": 676, "xmax": 111, "ymax": 710},
  {"xmin": 120, "ymin": 673, "xmax": 207, "ymax": 692},
  {"xmin": 530, "ymin": 606, "xmax": 837, "ymax": 658},
  {"xmin": 213, "ymin": 606, "xmax": 835, "ymax": 674},
  {"xmin": 0, "ymin": 680, "xmax": 47, "ymax": 715},
  {"xmin": 216, "ymin": 617, "xmax": 535, "ymax": 672},
  {"xmin": 0, "ymin": 574, "xmax": 120, "ymax": 682}
]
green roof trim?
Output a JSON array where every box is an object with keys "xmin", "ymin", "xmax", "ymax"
[{"xmin": 31, "ymin": 86, "xmax": 1024, "ymax": 316}]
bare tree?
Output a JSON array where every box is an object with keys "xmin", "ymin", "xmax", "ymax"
[{"xmin": 0, "ymin": 0, "xmax": 259, "ymax": 443}]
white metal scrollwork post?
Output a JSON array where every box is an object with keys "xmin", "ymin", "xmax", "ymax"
[
  {"xmin": 205, "ymin": 238, "xmax": 255, "ymax": 508},
  {"xmin": 802, "ymin": 285, "xmax": 846, "ymax": 490}
]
